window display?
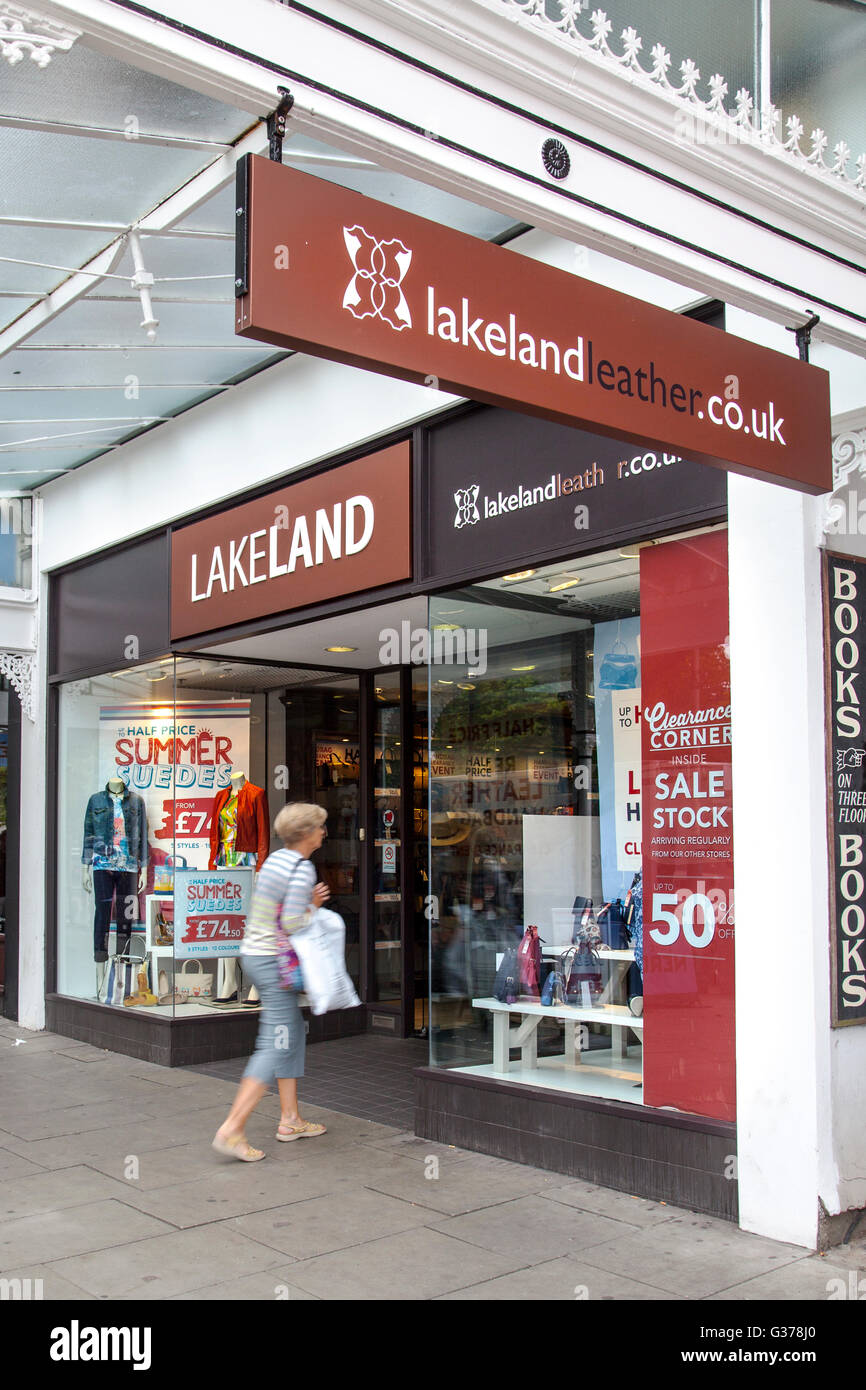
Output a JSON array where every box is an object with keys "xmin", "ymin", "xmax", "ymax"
[
  {"xmin": 56, "ymin": 660, "xmax": 364, "ymax": 1019},
  {"xmin": 428, "ymin": 527, "xmax": 733, "ymax": 1118}
]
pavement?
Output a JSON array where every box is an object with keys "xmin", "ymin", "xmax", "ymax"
[{"xmin": 0, "ymin": 1015, "xmax": 864, "ymax": 1303}]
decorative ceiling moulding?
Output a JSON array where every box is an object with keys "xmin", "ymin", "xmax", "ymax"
[
  {"xmin": 495, "ymin": 0, "xmax": 865, "ymax": 195},
  {"xmin": 0, "ymin": 2, "xmax": 80, "ymax": 66}
]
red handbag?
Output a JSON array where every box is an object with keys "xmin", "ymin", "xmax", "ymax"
[{"xmin": 517, "ymin": 924, "xmax": 543, "ymax": 998}]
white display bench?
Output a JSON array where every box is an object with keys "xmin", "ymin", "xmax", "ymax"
[{"xmin": 472, "ymin": 997, "xmax": 643, "ymax": 1072}]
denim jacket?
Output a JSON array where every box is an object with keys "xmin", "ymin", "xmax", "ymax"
[{"xmin": 82, "ymin": 785, "xmax": 149, "ymax": 867}]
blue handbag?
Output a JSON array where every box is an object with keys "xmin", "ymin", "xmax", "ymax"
[{"xmin": 597, "ymin": 639, "xmax": 638, "ymax": 689}]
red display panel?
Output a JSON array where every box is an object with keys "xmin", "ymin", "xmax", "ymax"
[{"xmin": 640, "ymin": 532, "xmax": 735, "ymax": 1120}]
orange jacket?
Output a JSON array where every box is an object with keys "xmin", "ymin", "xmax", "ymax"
[{"xmin": 208, "ymin": 782, "xmax": 270, "ymax": 871}]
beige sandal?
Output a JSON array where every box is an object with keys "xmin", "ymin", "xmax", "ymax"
[
  {"xmin": 276, "ymin": 1120, "xmax": 327, "ymax": 1142},
  {"xmin": 212, "ymin": 1132, "xmax": 265, "ymax": 1162}
]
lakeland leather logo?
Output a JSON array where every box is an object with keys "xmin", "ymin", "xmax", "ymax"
[
  {"xmin": 453, "ymin": 486, "xmax": 480, "ymax": 528},
  {"xmin": 342, "ymin": 225, "xmax": 412, "ymax": 331}
]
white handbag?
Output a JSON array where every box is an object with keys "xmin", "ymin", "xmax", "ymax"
[
  {"xmin": 290, "ymin": 908, "xmax": 360, "ymax": 1016},
  {"xmin": 176, "ymin": 959, "xmax": 213, "ymax": 1000}
]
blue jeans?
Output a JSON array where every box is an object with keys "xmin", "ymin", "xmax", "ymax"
[{"xmin": 240, "ymin": 954, "xmax": 306, "ymax": 1085}]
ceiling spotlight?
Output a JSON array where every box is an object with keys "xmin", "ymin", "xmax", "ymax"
[
  {"xmin": 326, "ymin": 646, "xmax": 357, "ymax": 653},
  {"xmin": 457, "ymin": 682, "xmax": 475, "ymax": 691},
  {"xmin": 512, "ymin": 664, "xmax": 536, "ymax": 671},
  {"xmin": 433, "ymin": 623, "xmax": 461, "ymax": 631},
  {"xmin": 548, "ymin": 575, "xmax": 581, "ymax": 593},
  {"xmin": 502, "ymin": 569, "xmax": 536, "ymax": 584}
]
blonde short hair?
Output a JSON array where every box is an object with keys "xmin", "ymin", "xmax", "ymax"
[{"xmin": 274, "ymin": 801, "xmax": 327, "ymax": 846}]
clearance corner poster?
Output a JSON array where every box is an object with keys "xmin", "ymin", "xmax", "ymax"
[
  {"xmin": 640, "ymin": 532, "xmax": 735, "ymax": 1122},
  {"xmin": 98, "ymin": 701, "xmax": 251, "ymax": 873}
]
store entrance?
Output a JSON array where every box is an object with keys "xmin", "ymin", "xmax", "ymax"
[
  {"xmin": 262, "ymin": 661, "xmax": 428, "ymax": 1040},
  {"xmin": 188, "ymin": 597, "xmax": 432, "ymax": 1040}
]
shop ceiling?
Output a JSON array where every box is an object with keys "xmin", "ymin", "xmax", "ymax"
[
  {"xmin": 193, "ymin": 547, "xmax": 647, "ymax": 675},
  {"xmin": 0, "ymin": 38, "xmax": 518, "ymax": 491}
]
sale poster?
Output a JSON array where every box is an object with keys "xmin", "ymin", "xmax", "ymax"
[
  {"xmin": 173, "ymin": 867, "xmax": 254, "ymax": 958},
  {"xmin": 640, "ymin": 532, "xmax": 735, "ymax": 1122},
  {"xmin": 594, "ymin": 617, "xmax": 642, "ymax": 900},
  {"xmin": 98, "ymin": 701, "xmax": 251, "ymax": 871}
]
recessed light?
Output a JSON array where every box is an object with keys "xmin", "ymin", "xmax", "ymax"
[
  {"xmin": 326, "ymin": 646, "xmax": 357, "ymax": 653},
  {"xmin": 512, "ymin": 664, "xmax": 535, "ymax": 671},
  {"xmin": 433, "ymin": 623, "xmax": 461, "ymax": 631},
  {"xmin": 548, "ymin": 576, "xmax": 581, "ymax": 592},
  {"xmin": 502, "ymin": 569, "xmax": 536, "ymax": 583},
  {"xmin": 457, "ymin": 682, "xmax": 475, "ymax": 690}
]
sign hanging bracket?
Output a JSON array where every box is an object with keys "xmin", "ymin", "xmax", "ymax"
[
  {"xmin": 787, "ymin": 313, "xmax": 820, "ymax": 363},
  {"xmin": 267, "ymin": 87, "xmax": 295, "ymax": 163}
]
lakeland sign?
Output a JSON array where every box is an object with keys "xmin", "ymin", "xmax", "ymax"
[{"xmin": 235, "ymin": 155, "xmax": 831, "ymax": 495}]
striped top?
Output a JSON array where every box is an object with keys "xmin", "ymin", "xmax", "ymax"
[{"xmin": 242, "ymin": 848, "xmax": 316, "ymax": 956}]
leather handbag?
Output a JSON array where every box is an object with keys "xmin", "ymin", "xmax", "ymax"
[
  {"xmin": 517, "ymin": 924, "xmax": 543, "ymax": 998},
  {"xmin": 572, "ymin": 896, "xmax": 601, "ymax": 948},
  {"xmin": 493, "ymin": 947, "xmax": 520, "ymax": 1004},
  {"xmin": 561, "ymin": 943, "xmax": 604, "ymax": 1005},
  {"xmin": 541, "ymin": 960, "xmax": 566, "ymax": 1007},
  {"xmin": 597, "ymin": 900, "xmax": 629, "ymax": 949}
]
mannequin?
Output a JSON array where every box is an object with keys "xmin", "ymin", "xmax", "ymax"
[
  {"xmin": 82, "ymin": 775, "xmax": 148, "ymax": 962},
  {"xmin": 208, "ymin": 770, "xmax": 269, "ymax": 872},
  {"xmin": 209, "ymin": 770, "xmax": 269, "ymax": 1004}
]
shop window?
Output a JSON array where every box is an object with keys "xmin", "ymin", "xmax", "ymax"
[
  {"xmin": 427, "ymin": 527, "xmax": 735, "ymax": 1120},
  {"xmin": 55, "ymin": 658, "xmax": 360, "ymax": 1016}
]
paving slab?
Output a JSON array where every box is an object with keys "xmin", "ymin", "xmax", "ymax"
[
  {"xmin": 362, "ymin": 1155, "xmax": 562, "ymax": 1216},
  {"xmin": 578, "ymin": 1212, "xmax": 810, "ymax": 1299},
  {"xmin": 0, "ymin": 1263, "xmax": 99, "ymax": 1300},
  {"xmin": 172, "ymin": 1269, "xmax": 320, "ymax": 1300},
  {"xmin": 0, "ymin": 1199, "xmax": 175, "ymax": 1271},
  {"xmin": 0, "ymin": 1148, "xmax": 48, "ymax": 1181},
  {"xmin": 430, "ymin": 1194, "xmax": 638, "ymax": 1265},
  {"xmin": 228, "ymin": 1186, "xmax": 436, "ymax": 1260},
  {"xmin": 51, "ymin": 1224, "xmax": 288, "ymax": 1300},
  {"xmin": 115, "ymin": 1157, "xmax": 338, "ymax": 1228},
  {"xmin": 361, "ymin": 1135, "xmax": 482, "ymax": 1166},
  {"xmin": 435, "ymin": 1255, "xmax": 684, "ymax": 1300},
  {"xmin": 0, "ymin": 1165, "xmax": 162, "ymax": 1221},
  {"xmin": 0, "ymin": 1105, "xmax": 242, "ymax": 1169},
  {"xmin": 706, "ymin": 1255, "xmax": 866, "ymax": 1301},
  {"xmin": 0, "ymin": 1098, "xmax": 151, "ymax": 1143},
  {"xmin": 284, "ymin": 1225, "xmax": 527, "ymax": 1300},
  {"xmin": 539, "ymin": 1182, "xmax": 679, "ymax": 1230}
]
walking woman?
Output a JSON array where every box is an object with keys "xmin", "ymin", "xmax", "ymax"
[{"xmin": 213, "ymin": 802, "xmax": 331, "ymax": 1161}]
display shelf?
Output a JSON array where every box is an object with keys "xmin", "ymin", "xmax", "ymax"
[{"xmin": 374, "ymin": 787, "xmax": 400, "ymax": 796}]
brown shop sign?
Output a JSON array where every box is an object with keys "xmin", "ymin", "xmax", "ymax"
[
  {"xmin": 170, "ymin": 442, "xmax": 411, "ymax": 639},
  {"xmin": 235, "ymin": 155, "xmax": 831, "ymax": 495}
]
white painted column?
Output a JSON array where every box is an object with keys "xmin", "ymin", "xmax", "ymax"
[
  {"xmin": 728, "ymin": 472, "xmax": 833, "ymax": 1249},
  {"xmin": 16, "ymin": 573, "xmax": 49, "ymax": 1031}
]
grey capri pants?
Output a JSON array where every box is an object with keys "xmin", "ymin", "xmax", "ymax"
[{"xmin": 240, "ymin": 954, "xmax": 306, "ymax": 1084}]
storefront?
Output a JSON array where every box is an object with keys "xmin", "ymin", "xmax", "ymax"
[
  {"xmin": 38, "ymin": 134, "xmax": 846, "ymax": 1222},
  {"xmin": 45, "ymin": 352, "xmax": 764, "ymax": 1205}
]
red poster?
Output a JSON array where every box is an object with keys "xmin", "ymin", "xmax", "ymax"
[{"xmin": 640, "ymin": 532, "xmax": 735, "ymax": 1120}]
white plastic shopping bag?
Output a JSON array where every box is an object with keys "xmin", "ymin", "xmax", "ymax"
[{"xmin": 291, "ymin": 907, "xmax": 361, "ymax": 1016}]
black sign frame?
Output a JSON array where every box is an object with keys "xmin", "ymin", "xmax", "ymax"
[{"xmin": 824, "ymin": 549, "xmax": 866, "ymax": 1027}]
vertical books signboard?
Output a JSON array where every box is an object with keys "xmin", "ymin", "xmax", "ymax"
[
  {"xmin": 823, "ymin": 552, "xmax": 866, "ymax": 1026},
  {"xmin": 640, "ymin": 532, "xmax": 736, "ymax": 1121}
]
